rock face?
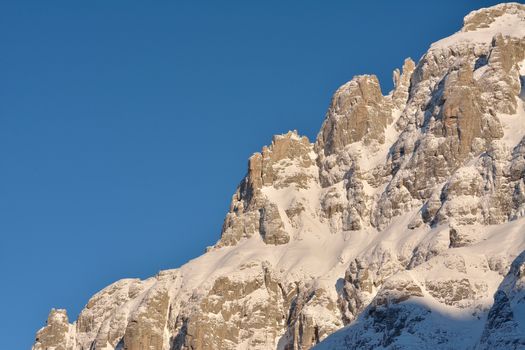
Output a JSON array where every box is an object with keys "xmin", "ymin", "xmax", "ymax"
[
  {"xmin": 218, "ymin": 131, "xmax": 316, "ymax": 247},
  {"xmin": 478, "ymin": 251, "xmax": 525, "ymax": 349},
  {"xmin": 317, "ymin": 74, "xmax": 391, "ymax": 156},
  {"xmin": 33, "ymin": 309, "xmax": 74, "ymax": 350},
  {"xmin": 33, "ymin": 3, "xmax": 525, "ymax": 350}
]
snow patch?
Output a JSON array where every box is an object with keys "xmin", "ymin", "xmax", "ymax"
[
  {"xmin": 500, "ymin": 98, "xmax": 525, "ymax": 150},
  {"xmin": 431, "ymin": 12, "xmax": 525, "ymax": 50}
]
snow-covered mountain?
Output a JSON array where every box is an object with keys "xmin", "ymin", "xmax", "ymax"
[{"xmin": 32, "ymin": 3, "xmax": 525, "ymax": 350}]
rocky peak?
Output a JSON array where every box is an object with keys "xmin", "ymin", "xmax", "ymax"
[
  {"xmin": 217, "ymin": 130, "xmax": 318, "ymax": 247},
  {"xmin": 316, "ymin": 74, "xmax": 391, "ymax": 157},
  {"xmin": 32, "ymin": 4, "xmax": 525, "ymax": 350},
  {"xmin": 392, "ymin": 57, "xmax": 416, "ymax": 110},
  {"xmin": 252, "ymin": 130, "xmax": 314, "ymax": 190},
  {"xmin": 369, "ymin": 2, "xmax": 525, "ymax": 230},
  {"xmin": 462, "ymin": 2, "xmax": 525, "ymax": 32},
  {"xmin": 33, "ymin": 309, "xmax": 72, "ymax": 350}
]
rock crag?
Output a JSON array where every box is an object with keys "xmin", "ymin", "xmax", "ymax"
[{"xmin": 33, "ymin": 3, "xmax": 525, "ymax": 350}]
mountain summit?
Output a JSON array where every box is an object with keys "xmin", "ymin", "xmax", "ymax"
[{"xmin": 33, "ymin": 3, "xmax": 525, "ymax": 350}]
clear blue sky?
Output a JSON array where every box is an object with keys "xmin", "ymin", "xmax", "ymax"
[{"xmin": 0, "ymin": 1, "xmax": 504, "ymax": 348}]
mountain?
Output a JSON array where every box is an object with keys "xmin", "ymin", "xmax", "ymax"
[{"xmin": 32, "ymin": 3, "xmax": 525, "ymax": 350}]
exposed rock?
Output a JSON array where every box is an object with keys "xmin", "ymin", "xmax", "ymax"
[
  {"xmin": 337, "ymin": 259, "xmax": 374, "ymax": 324},
  {"xmin": 392, "ymin": 58, "xmax": 416, "ymax": 110},
  {"xmin": 218, "ymin": 130, "xmax": 318, "ymax": 247},
  {"xmin": 425, "ymin": 278, "xmax": 487, "ymax": 307},
  {"xmin": 32, "ymin": 4, "xmax": 525, "ymax": 350},
  {"xmin": 478, "ymin": 250, "xmax": 525, "ymax": 349},
  {"xmin": 122, "ymin": 283, "xmax": 170, "ymax": 350},
  {"xmin": 76, "ymin": 278, "xmax": 146, "ymax": 350},
  {"xmin": 316, "ymin": 75, "xmax": 391, "ymax": 157},
  {"xmin": 463, "ymin": 3, "xmax": 525, "ymax": 32},
  {"xmin": 259, "ymin": 201, "xmax": 290, "ymax": 245},
  {"xmin": 33, "ymin": 309, "xmax": 73, "ymax": 350}
]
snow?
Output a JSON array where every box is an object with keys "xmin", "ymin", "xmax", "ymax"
[
  {"xmin": 164, "ymin": 211, "xmax": 525, "ymax": 315},
  {"xmin": 99, "ymin": 342, "xmax": 114, "ymax": 350},
  {"xmin": 35, "ymin": 5, "xmax": 525, "ymax": 349},
  {"xmin": 500, "ymin": 98, "xmax": 525, "ymax": 150},
  {"xmin": 238, "ymin": 143, "xmax": 525, "ymax": 349},
  {"xmin": 431, "ymin": 12, "xmax": 525, "ymax": 50},
  {"xmin": 314, "ymin": 217, "xmax": 525, "ymax": 349}
]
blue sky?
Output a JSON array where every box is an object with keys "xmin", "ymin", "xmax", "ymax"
[{"xmin": 0, "ymin": 0, "xmax": 504, "ymax": 348}]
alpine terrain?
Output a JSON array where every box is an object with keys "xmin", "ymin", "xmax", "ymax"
[{"xmin": 33, "ymin": 3, "xmax": 525, "ymax": 350}]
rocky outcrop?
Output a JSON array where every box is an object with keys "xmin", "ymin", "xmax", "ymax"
[
  {"xmin": 33, "ymin": 309, "xmax": 74, "ymax": 350},
  {"xmin": 463, "ymin": 2, "xmax": 525, "ymax": 32},
  {"xmin": 175, "ymin": 264, "xmax": 286, "ymax": 349},
  {"xmin": 122, "ymin": 283, "xmax": 170, "ymax": 350},
  {"xmin": 218, "ymin": 131, "xmax": 318, "ymax": 247},
  {"xmin": 371, "ymin": 8, "xmax": 525, "ymax": 230},
  {"xmin": 315, "ymin": 247, "xmax": 516, "ymax": 349},
  {"xmin": 478, "ymin": 250, "xmax": 525, "ymax": 349},
  {"xmin": 32, "ymin": 3, "xmax": 525, "ymax": 350},
  {"xmin": 316, "ymin": 75, "xmax": 392, "ymax": 157},
  {"xmin": 259, "ymin": 202, "xmax": 290, "ymax": 245}
]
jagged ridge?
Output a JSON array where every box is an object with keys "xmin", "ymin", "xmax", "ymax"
[{"xmin": 33, "ymin": 3, "xmax": 525, "ymax": 350}]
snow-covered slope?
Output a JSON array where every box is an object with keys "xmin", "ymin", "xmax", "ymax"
[
  {"xmin": 314, "ymin": 219, "xmax": 525, "ymax": 350},
  {"xmin": 33, "ymin": 3, "xmax": 525, "ymax": 350}
]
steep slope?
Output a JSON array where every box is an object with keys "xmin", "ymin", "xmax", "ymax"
[
  {"xmin": 314, "ymin": 220, "xmax": 525, "ymax": 350},
  {"xmin": 33, "ymin": 3, "xmax": 525, "ymax": 350},
  {"xmin": 478, "ymin": 250, "xmax": 525, "ymax": 349}
]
